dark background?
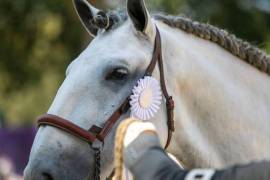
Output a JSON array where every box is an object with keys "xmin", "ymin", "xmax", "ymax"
[{"xmin": 0, "ymin": 0, "xmax": 269, "ymax": 126}]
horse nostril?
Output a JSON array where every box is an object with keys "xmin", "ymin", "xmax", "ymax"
[{"xmin": 42, "ymin": 172, "xmax": 54, "ymax": 180}]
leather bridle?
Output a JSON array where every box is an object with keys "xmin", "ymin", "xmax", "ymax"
[{"xmin": 37, "ymin": 27, "xmax": 174, "ymax": 180}]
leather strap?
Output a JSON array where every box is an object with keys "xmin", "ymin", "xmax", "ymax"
[
  {"xmin": 156, "ymin": 32, "xmax": 175, "ymax": 149},
  {"xmin": 38, "ymin": 114, "xmax": 96, "ymax": 143},
  {"xmin": 145, "ymin": 28, "xmax": 175, "ymax": 148},
  {"xmin": 37, "ymin": 98, "xmax": 130, "ymax": 145},
  {"xmin": 145, "ymin": 28, "xmax": 161, "ymax": 76},
  {"xmin": 37, "ymin": 26, "xmax": 174, "ymax": 148},
  {"xmin": 96, "ymin": 98, "xmax": 130, "ymax": 141}
]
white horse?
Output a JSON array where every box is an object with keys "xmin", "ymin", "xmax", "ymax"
[{"xmin": 24, "ymin": 0, "xmax": 270, "ymax": 179}]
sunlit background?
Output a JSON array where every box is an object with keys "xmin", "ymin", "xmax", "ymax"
[{"xmin": 0, "ymin": 0, "xmax": 269, "ymax": 177}]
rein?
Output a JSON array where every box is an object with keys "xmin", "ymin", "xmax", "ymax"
[{"xmin": 37, "ymin": 26, "xmax": 174, "ymax": 180}]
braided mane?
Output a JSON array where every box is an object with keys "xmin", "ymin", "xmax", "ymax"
[
  {"xmin": 108, "ymin": 11, "xmax": 270, "ymax": 75},
  {"xmin": 154, "ymin": 15, "xmax": 270, "ymax": 75}
]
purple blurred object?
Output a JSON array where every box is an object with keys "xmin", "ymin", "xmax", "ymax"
[{"xmin": 0, "ymin": 127, "xmax": 37, "ymax": 175}]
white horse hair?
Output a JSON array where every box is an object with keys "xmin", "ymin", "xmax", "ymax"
[{"xmin": 24, "ymin": 0, "xmax": 270, "ymax": 179}]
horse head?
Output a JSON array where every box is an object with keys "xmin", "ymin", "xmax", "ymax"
[{"xmin": 24, "ymin": 0, "xmax": 169, "ymax": 179}]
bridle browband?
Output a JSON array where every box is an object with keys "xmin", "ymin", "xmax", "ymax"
[{"xmin": 37, "ymin": 26, "xmax": 174, "ymax": 180}]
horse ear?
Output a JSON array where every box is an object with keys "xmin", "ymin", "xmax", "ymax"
[
  {"xmin": 73, "ymin": 0, "xmax": 100, "ymax": 37},
  {"xmin": 127, "ymin": 0, "xmax": 155, "ymax": 37}
]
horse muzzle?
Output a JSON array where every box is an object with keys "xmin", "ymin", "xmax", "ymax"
[{"xmin": 24, "ymin": 126, "xmax": 95, "ymax": 180}]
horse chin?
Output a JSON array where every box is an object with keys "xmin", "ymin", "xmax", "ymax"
[{"xmin": 24, "ymin": 126, "xmax": 96, "ymax": 180}]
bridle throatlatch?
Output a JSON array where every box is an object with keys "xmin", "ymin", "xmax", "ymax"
[{"xmin": 36, "ymin": 26, "xmax": 174, "ymax": 180}]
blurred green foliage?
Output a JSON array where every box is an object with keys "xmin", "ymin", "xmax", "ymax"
[{"xmin": 0, "ymin": 0, "xmax": 269, "ymax": 126}]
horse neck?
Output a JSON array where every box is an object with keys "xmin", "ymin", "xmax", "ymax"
[{"xmin": 157, "ymin": 21, "xmax": 270, "ymax": 168}]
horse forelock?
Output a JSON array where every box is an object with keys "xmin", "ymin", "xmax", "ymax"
[{"xmin": 105, "ymin": 10, "xmax": 128, "ymax": 31}]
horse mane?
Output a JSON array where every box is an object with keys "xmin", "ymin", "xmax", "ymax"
[
  {"xmin": 154, "ymin": 15, "xmax": 270, "ymax": 75},
  {"xmin": 108, "ymin": 11, "xmax": 270, "ymax": 75}
]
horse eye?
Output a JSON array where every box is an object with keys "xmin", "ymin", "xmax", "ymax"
[{"xmin": 105, "ymin": 68, "xmax": 128, "ymax": 81}]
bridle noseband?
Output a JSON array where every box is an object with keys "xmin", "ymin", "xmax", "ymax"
[{"xmin": 37, "ymin": 27, "xmax": 174, "ymax": 180}]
